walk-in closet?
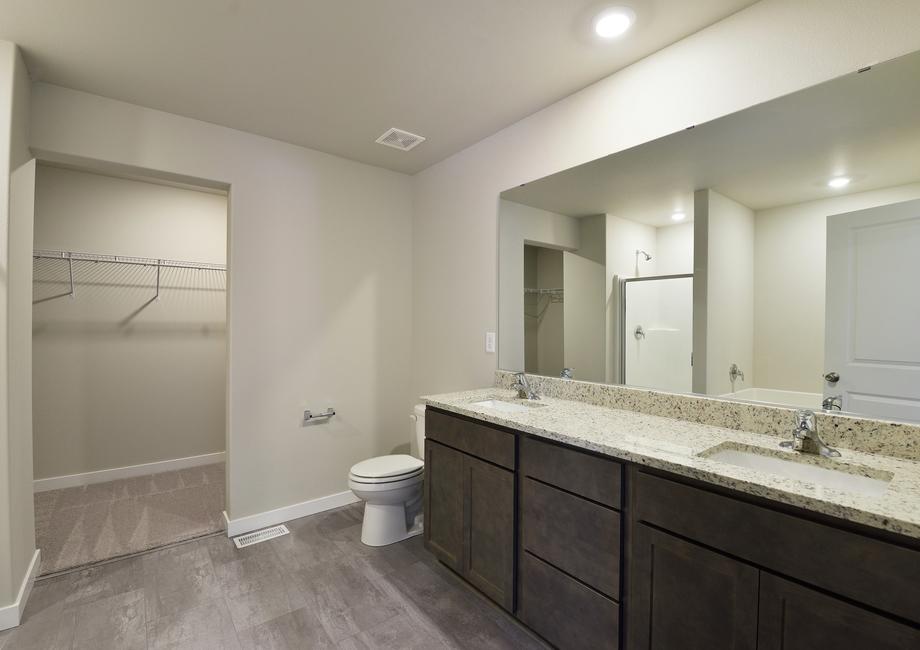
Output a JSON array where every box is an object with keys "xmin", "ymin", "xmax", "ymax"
[{"xmin": 31, "ymin": 165, "xmax": 228, "ymax": 576}]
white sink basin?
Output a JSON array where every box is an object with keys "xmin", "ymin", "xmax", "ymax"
[
  {"xmin": 700, "ymin": 443, "xmax": 892, "ymax": 497},
  {"xmin": 469, "ymin": 399, "xmax": 546, "ymax": 414}
]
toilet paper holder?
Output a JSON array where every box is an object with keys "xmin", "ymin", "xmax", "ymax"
[{"xmin": 304, "ymin": 408, "xmax": 335, "ymax": 423}]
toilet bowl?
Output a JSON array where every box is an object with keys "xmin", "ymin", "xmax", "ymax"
[{"xmin": 348, "ymin": 404, "xmax": 427, "ymax": 546}]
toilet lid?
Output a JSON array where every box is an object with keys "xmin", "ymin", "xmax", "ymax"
[{"xmin": 350, "ymin": 454, "xmax": 424, "ymax": 479}]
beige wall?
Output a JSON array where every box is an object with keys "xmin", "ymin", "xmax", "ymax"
[
  {"xmin": 412, "ymin": 0, "xmax": 920, "ymax": 403},
  {"xmin": 753, "ymin": 182, "xmax": 920, "ymax": 393},
  {"xmin": 0, "ymin": 40, "xmax": 35, "ymax": 615},
  {"xmin": 29, "ymin": 83, "xmax": 414, "ymax": 522},
  {"xmin": 32, "ymin": 166, "xmax": 227, "ymax": 479},
  {"xmin": 697, "ymin": 189, "xmax": 754, "ymax": 396}
]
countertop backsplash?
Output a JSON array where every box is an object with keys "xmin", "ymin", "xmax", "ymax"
[{"xmin": 494, "ymin": 371, "xmax": 920, "ymax": 462}]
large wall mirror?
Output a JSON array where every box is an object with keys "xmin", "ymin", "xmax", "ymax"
[{"xmin": 498, "ymin": 49, "xmax": 920, "ymax": 424}]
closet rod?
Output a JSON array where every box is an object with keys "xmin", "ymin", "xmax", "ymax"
[{"xmin": 33, "ymin": 249, "xmax": 227, "ymax": 272}]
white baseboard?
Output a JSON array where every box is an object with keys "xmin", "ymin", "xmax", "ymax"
[
  {"xmin": 224, "ymin": 490, "xmax": 360, "ymax": 537},
  {"xmin": 0, "ymin": 549, "xmax": 41, "ymax": 631},
  {"xmin": 33, "ymin": 452, "xmax": 225, "ymax": 492}
]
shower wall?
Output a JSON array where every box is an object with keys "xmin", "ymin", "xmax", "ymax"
[{"xmin": 32, "ymin": 166, "xmax": 227, "ymax": 480}]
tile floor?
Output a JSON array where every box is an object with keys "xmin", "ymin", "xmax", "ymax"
[
  {"xmin": 34, "ymin": 463, "xmax": 226, "ymax": 576},
  {"xmin": 1, "ymin": 503, "xmax": 547, "ymax": 649}
]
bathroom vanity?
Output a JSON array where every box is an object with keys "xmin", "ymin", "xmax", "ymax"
[{"xmin": 422, "ymin": 387, "xmax": 920, "ymax": 650}]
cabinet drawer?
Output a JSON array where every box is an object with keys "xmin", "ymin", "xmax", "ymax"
[
  {"xmin": 522, "ymin": 477, "xmax": 620, "ymax": 599},
  {"xmin": 425, "ymin": 409, "xmax": 515, "ymax": 470},
  {"xmin": 634, "ymin": 470, "xmax": 920, "ymax": 624},
  {"xmin": 521, "ymin": 435, "xmax": 621, "ymax": 508},
  {"xmin": 519, "ymin": 551, "xmax": 619, "ymax": 650}
]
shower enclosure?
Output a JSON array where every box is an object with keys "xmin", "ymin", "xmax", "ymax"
[{"xmin": 621, "ymin": 273, "xmax": 693, "ymax": 393}]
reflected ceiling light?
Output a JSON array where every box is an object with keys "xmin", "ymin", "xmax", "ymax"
[
  {"xmin": 671, "ymin": 211, "xmax": 686, "ymax": 222},
  {"xmin": 594, "ymin": 7, "xmax": 635, "ymax": 39},
  {"xmin": 828, "ymin": 176, "xmax": 851, "ymax": 189}
]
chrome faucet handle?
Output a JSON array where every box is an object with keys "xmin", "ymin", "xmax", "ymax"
[
  {"xmin": 793, "ymin": 409, "xmax": 815, "ymax": 436},
  {"xmin": 729, "ymin": 363, "xmax": 745, "ymax": 383}
]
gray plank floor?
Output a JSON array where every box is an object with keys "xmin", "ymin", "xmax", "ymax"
[{"xmin": 0, "ymin": 503, "xmax": 548, "ymax": 649}]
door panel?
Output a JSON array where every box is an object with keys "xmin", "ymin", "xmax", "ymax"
[
  {"xmin": 758, "ymin": 573, "xmax": 920, "ymax": 650},
  {"xmin": 464, "ymin": 455, "xmax": 515, "ymax": 611},
  {"xmin": 423, "ymin": 440, "xmax": 464, "ymax": 571},
  {"xmin": 627, "ymin": 524, "xmax": 758, "ymax": 650},
  {"xmin": 825, "ymin": 199, "xmax": 920, "ymax": 421},
  {"xmin": 563, "ymin": 251, "xmax": 607, "ymax": 383}
]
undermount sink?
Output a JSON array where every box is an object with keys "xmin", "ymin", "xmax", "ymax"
[
  {"xmin": 699, "ymin": 442, "xmax": 892, "ymax": 497},
  {"xmin": 469, "ymin": 399, "xmax": 546, "ymax": 414}
]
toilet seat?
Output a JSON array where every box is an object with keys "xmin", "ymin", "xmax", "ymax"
[
  {"xmin": 349, "ymin": 454, "xmax": 423, "ymax": 483},
  {"xmin": 348, "ymin": 468, "xmax": 423, "ymax": 485}
]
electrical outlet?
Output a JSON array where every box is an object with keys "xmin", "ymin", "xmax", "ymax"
[{"xmin": 485, "ymin": 331, "xmax": 496, "ymax": 354}]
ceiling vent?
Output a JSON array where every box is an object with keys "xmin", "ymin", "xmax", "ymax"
[{"xmin": 375, "ymin": 127, "xmax": 426, "ymax": 151}]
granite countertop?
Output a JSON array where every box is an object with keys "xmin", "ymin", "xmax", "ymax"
[{"xmin": 422, "ymin": 388, "xmax": 920, "ymax": 539}]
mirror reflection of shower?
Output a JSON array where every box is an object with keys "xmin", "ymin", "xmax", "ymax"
[
  {"xmin": 635, "ymin": 249, "xmax": 652, "ymax": 274},
  {"xmin": 622, "ymin": 274, "xmax": 693, "ymax": 393}
]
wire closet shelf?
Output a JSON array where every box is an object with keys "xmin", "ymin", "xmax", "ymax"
[
  {"xmin": 32, "ymin": 249, "xmax": 227, "ymax": 304},
  {"xmin": 33, "ymin": 249, "xmax": 227, "ymax": 272}
]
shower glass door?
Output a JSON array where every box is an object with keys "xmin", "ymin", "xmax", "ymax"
[{"xmin": 622, "ymin": 274, "xmax": 693, "ymax": 393}]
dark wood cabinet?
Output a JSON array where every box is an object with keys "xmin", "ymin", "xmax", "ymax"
[
  {"xmin": 424, "ymin": 409, "xmax": 920, "ymax": 650},
  {"xmin": 518, "ymin": 435, "xmax": 623, "ymax": 648},
  {"xmin": 464, "ymin": 454, "xmax": 515, "ymax": 610},
  {"xmin": 758, "ymin": 573, "xmax": 920, "ymax": 650},
  {"xmin": 519, "ymin": 551, "xmax": 619, "ymax": 650},
  {"xmin": 521, "ymin": 476, "xmax": 620, "ymax": 598},
  {"xmin": 423, "ymin": 414, "xmax": 516, "ymax": 612},
  {"xmin": 627, "ymin": 524, "xmax": 758, "ymax": 650},
  {"xmin": 424, "ymin": 439, "xmax": 464, "ymax": 571}
]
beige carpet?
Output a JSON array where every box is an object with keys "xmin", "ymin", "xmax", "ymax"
[{"xmin": 34, "ymin": 462, "xmax": 225, "ymax": 576}]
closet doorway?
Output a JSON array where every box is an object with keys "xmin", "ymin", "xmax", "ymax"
[{"xmin": 31, "ymin": 164, "xmax": 228, "ymax": 576}]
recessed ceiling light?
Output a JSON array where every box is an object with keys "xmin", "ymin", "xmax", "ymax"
[
  {"xmin": 671, "ymin": 211, "xmax": 686, "ymax": 222},
  {"xmin": 594, "ymin": 7, "xmax": 635, "ymax": 39},
  {"xmin": 828, "ymin": 176, "xmax": 851, "ymax": 189}
]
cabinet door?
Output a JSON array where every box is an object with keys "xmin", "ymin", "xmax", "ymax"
[
  {"xmin": 627, "ymin": 524, "xmax": 758, "ymax": 650},
  {"xmin": 758, "ymin": 573, "xmax": 920, "ymax": 650},
  {"xmin": 424, "ymin": 440, "xmax": 464, "ymax": 571},
  {"xmin": 464, "ymin": 454, "xmax": 515, "ymax": 611}
]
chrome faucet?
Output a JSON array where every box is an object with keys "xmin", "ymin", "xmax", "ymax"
[
  {"xmin": 512, "ymin": 372, "xmax": 540, "ymax": 400},
  {"xmin": 780, "ymin": 409, "xmax": 840, "ymax": 457},
  {"xmin": 560, "ymin": 368, "xmax": 574, "ymax": 379}
]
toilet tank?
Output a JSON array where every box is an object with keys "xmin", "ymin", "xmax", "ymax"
[{"xmin": 412, "ymin": 404, "xmax": 426, "ymax": 459}]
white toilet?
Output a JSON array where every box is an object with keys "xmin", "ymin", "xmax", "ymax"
[{"xmin": 348, "ymin": 404, "xmax": 427, "ymax": 546}]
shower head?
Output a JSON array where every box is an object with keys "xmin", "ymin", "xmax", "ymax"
[{"xmin": 636, "ymin": 249, "xmax": 652, "ymax": 261}]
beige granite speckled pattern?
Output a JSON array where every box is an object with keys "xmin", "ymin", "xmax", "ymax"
[
  {"xmin": 494, "ymin": 371, "xmax": 920, "ymax": 462},
  {"xmin": 422, "ymin": 387, "xmax": 920, "ymax": 540}
]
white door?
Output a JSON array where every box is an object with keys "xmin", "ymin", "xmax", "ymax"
[
  {"xmin": 563, "ymin": 251, "xmax": 606, "ymax": 383},
  {"xmin": 825, "ymin": 199, "xmax": 920, "ymax": 422}
]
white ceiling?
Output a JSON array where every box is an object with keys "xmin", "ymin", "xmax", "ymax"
[
  {"xmin": 0, "ymin": 0, "xmax": 757, "ymax": 174},
  {"xmin": 501, "ymin": 50, "xmax": 920, "ymax": 225}
]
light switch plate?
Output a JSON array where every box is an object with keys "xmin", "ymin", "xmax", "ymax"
[{"xmin": 485, "ymin": 331, "xmax": 496, "ymax": 353}]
